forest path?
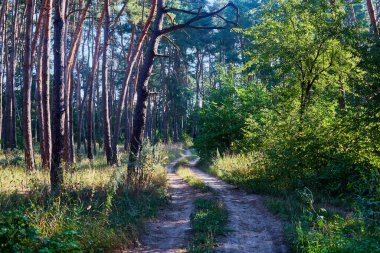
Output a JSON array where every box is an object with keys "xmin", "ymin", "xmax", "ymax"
[
  {"xmin": 130, "ymin": 152, "xmax": 205, "ymax": 253},
  {"xmin": 186, "ymin": 158, "xmax": 288, "ymax": 253}
]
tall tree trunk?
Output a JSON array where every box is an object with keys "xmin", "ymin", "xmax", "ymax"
[
  {"xmin": 0, "ymin": 0, "xmax": 7, "ymax": 150},
  {"xmin": 36, "ymin": 32, "xmax": 45, "ymax": 165},
  {"xmin": 23, "ymin": 0, "xmax": 36, "ymax": 171},
  {"xmin": 102, "ymin": 0, "xmax": 113, "ymax": 164},
  {"xmin": 128, "ymin": 0, "xmax": 163, "ymax": 172},
  {"xmin": 51, "ymin": 0, "xmax": 66, "ymax": 194},
  {"xmin": 87, "ymin": 8, "xmax": 105, "ymax": 160},
  {"xmin": 5, "ymin": 0, "xmax": 19, "ymax": 149},
  {"xmin": 64, "ymin": 1, "xmax": 89, "ymax": 167},
  {"xmin": 42, "ymin": 0, "xmax": 52, "ymax": 170}
]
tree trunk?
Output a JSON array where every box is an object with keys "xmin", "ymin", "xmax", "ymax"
[
  {"xmin": 51, "ymin": 0, "xmax": 66, "ymax": 195},
  {"xmin": 0, "ymin": 0, "xmax": 8, "ymax": 150},
  {"xmin": 87, "ymin": 8, "xmax": 105, "ymax": 160},
  {"xmin": 42, "ymin": 0, "xmax": 52, "ymax": 170},
  {"xmin": 36, "ymin": 31, "xmax": 45, "ymax": 165},
  {"xmin": 5, "ymin": 0, "xmax": 19, "ymax": 149},
  {"xmin": 102, "ymin": 0, "xmax": 113, "ymax": 164},
  {"xmin": 128, "ymin": 0, "xmax": 163, "ymax": 172},
  {"xmin": 23, "ymin": 0, "xmax": 36, "ymax": 171},
  {"xmin": 366, "ymin": 0, "xmax": 379, "ymax": 34}
]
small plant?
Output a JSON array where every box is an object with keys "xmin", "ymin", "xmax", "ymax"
[
  {"xmin": 188, "ymin": 198, "xmax": 228, "ymax": 253},
  {"xmin": 176, "ymin": 166, "xmax": 210, "ymax": 192}
]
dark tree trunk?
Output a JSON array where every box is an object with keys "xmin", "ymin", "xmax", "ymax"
[
  {"xmin": 128, "ymin": 0, "xmax": 164, "ymax": 172},
  {"xmin": 112, "ymin": 5, "xmax": 155, "ymax": 164},
  {"xmin": 51, "ymin": 0, "xmax": 66, "ymax": 194}
]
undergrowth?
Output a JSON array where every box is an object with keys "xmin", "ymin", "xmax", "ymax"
[
  {"xmin": 0, "ymin": 143, "xmax": 176, "ymax": 252},
  {"xmin": 205, "ymin": 153, "xmax": 380, "ymax": 253},
  {"xmin": 188, "ymin": 198, "xmax": 228, "ymax": 253}
]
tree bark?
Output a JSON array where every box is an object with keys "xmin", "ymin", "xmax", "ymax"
[
  {"xmin": 42, "ymin": 0, "xmax": 52, "ymax": 170},
  {"xmin": 0, "ymin": 0, "xmax": 8, "ymax": 150},
  {"xmin": 5, "ymin": 0, "xmax": 19, "ymax": 149},
  {"xmin": 102, "ymin": 0, "xmax": 113, "ymax": 164},
  {"xmin": 51, "ymin": 0, "xmax": 66, "ymax": 195},
  {"xmin": 23, "ymin": 0, "xmax": 36, "ymax": 171},
  {"xmin": 36, "ymin": 31, "xmax": 45, "ymax": 166},
  {"xmin": 128, "ymin": 0, "xmax": 163, "ymax": 172}
]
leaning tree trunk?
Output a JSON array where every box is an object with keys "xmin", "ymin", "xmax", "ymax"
[
  {"xmin": 128, "ymin": 0, "xmax": 164, "ymax": 173},
  {"xmin": 111, "ymin": 3, "xmax": 155, "ymax": 165},
  {"xmin": 127, "ymin": 0, "xmax": 239, "ymax": 173},
  {"xmin": 51, "ymin": 0, "xmax": 66, "ymax": 195}
]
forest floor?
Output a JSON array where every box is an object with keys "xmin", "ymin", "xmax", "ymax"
[{"xmin": 131, "ymin": 152, "xmax": 288, "ymax": 253}]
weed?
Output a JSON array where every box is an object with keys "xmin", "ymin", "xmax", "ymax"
[{"xmin": 188, "ymin": 198, "xmax": 228, "ymax": 253}]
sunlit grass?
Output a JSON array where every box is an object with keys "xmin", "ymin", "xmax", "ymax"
[
  {"xmin": 176, "ymin": 166, "xmax": 210, "ymax": 192},
  {"xmin": 0, "ymin": 143, "xmax": 179, "ymax": 252}
]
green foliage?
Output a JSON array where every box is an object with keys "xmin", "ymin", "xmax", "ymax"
[
  {"xmin": 0, "ymin": 211, "xmax": 81, "ymax": 253},
  {"xmin": 0, "ymin": 144, "xmax": 177, "ymax": 252},
  {"xmin": 188, "ymin": 198, "xmax": 228, "ymax": 253},
  {"xmin": 195, "ymin": 2, "xmax": 380, "ymax": 252}
]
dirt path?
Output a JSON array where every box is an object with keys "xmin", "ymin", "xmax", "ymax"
[
  {"xmin": 130, "ymin": 154, "xmax": 204, "ymax": 253},
  {"xmin": 187, "ymin": 159, "xmax": 288, "ymax": 253}
]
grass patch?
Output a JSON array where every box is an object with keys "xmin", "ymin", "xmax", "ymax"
[
  {"xmin": 0, "ymin": 144, "xmax": 177, "ymax": 252},
  {"xmin": 176, "ymin": 166, "xmax": 210, "ymax": 192},
  {"xmin": 188, "ymin": 198, "xmax": 228, "ymax": 253}
]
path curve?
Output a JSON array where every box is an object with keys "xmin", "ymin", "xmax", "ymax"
[
  {"xmin": 130, "ymin": 154, "xmax": 204, "ymax": 253},
  {"xmin": 188, "ymin": 160, "xmax": 288, "ymax": 253}
]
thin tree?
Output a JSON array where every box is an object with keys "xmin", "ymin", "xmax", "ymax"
[
  {"xmin": 23, "ymin": 0, "xmax": 36, "ymax": 171},
  {"xmin": 0, "ymin": 0, "xmax": 8, "ymax": 150},
  {"xmin": 42, "ymin": 0, "xmax": 53, "ymax": 170},
  {"xmin": 87, "ymin": 7, "xmax": 105, "ymax": 160},
  {"xmin": 102, "ymin": 0, "xmax": 113, "ymax": 164},
  {"xmin": 4, "ymin": 0, "xmax": 19, "ymax": 149}
]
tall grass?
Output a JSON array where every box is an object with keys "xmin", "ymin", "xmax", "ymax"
[
  {"xmin": 0, "ymin": 144, "xmax": 176, "ymax": 252},
  {"xmin": 207, "ymin": 153, "xmax": 380, "ymax": 253}
]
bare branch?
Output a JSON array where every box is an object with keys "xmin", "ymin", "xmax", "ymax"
[{"xmin": 160, "ymin": 2, "xmax": 239, "ymax": 35}]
